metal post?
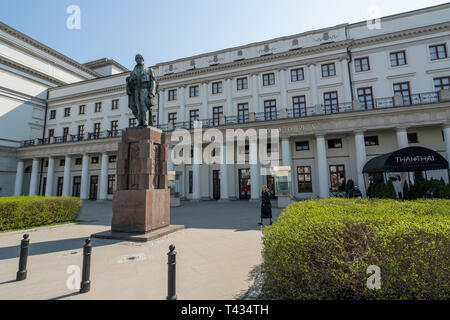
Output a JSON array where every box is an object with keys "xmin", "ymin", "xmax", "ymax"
[
  {"xmin": 166, "ymin": 244, "xmax": 177, "ymax": 300},
  {"xmin": 80, "ymin": 238, "xmax": 92, "ymax": 294},
  {"xmin": 16, "ymin": 234, "xmax": 30, "ymax": 281}
]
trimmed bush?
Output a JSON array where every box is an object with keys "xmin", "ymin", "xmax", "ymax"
[
  {"xmin": 0, "ymin": 196, "xmax": 82, "ymax": 232},
  {"xmin": 261, "ymin": 198, "xmax": 450, "ymax": 300}
]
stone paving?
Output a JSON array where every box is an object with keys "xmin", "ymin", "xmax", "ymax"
[{"xmin": 0, "ymin": 200, "xmax": 281, "ymax": 300}]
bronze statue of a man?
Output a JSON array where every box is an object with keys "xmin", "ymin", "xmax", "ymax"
[{"xmin": 126, "ymin": 54, "xmax": 157, "ymax": 127}]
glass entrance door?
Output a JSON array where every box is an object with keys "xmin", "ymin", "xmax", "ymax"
[
  {"xmin": 266, "ymin": 175, "xmax": 276, "ymax": 199},
  {"xmin": 238, "ymin": 169, "xmax": 251, "ymax": 200},
  {"xmin": 89, "ymin": 175, "xmax": 98, "ymax": 200},
  {"xmin": 73, "ymin": 176, "xmax": 81, "ymax": 197}
]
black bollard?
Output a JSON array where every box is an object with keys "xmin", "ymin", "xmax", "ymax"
[
  {"xmin": 80, "ymin": 238, "xmax": 92, "ymax": 294},
  {"xmin": 166, "ymin": 244, "xmax": 177, "ymax": 300},
  {"xmin": 16, "ymin": 234, "xmax": 30, "ymax": 281}
]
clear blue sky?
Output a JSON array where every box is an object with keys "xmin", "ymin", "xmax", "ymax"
[{"xmin": 1, "ymin": 0, "xmax": 448, "ymax": 69}]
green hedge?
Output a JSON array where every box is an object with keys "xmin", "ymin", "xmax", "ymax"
[
  {"xmin": 0, "ymin": 196, "xmax": 82, "ymax": 232},
  {"xmin": 261, "ymin": 198, "xmax": 450, "ymax": 300}
]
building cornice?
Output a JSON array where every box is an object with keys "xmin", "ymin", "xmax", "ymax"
[
  {"xmin": 0, "ymin": 86, "xmax": 47, "ymax": 106},
  {"xmin": 0, "ymin": 22, "xmax": 101, "ymax": 78},
  {"xmin": 83, "ymin": 58, "xmax": 129, "ymax": 72},
  {"xmin": 47, "ymin": 84, "xmax": 126, "ymax": 104},
  {"xmin": 0, "ymin": 55, "xmax": 66, "ymax": 86}
]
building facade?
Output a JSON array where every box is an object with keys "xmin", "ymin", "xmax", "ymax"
[{"xmin": 4, "ymin": 4, "xmax": 450, "ymax": 201}]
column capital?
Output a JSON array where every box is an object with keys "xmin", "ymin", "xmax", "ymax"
[
  {"xmin": 250, "ymin": 72, "xmax": 259, "ymax": 77},
  {"xmin": 225, "ymin": 76, "xmax": 233, "ymax": 81},
  {"xmin": 307, "ymin": 62, "xmax": 317, "ymax": 68},
  {"xmin": 314, "ymin": 132, "xmax": 326, "ymax": 139},
  {"xmin": 396, "ymin": 126, "xmax": 408, "ymax": 132},
  {"xmin": 278, "ymin": 68, "xmax": 287, "ymax": 72},
  {"xmin": 442, "ymin": 121, "xmax": 450, "ymax": 130},
  {"xmin": 353, "ymin": 129, "xmax": 366, "ymax": 135}
]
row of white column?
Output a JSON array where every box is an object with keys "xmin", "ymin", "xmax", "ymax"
[{"xmin": 14, "ymin": 153, "xmax": 111, "ymax": 200}]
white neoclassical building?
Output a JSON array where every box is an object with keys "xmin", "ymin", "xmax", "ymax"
[{"xmin": 2, "ymin": 4, "xmax": 450, "ymax": 202}]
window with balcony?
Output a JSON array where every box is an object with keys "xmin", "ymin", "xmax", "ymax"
[
  {"xmin": 189, "ymin": 85, "xmax": 199, "ymax": 97},
  {"xmin": 292, "ymin": 95, "xmax": 306, "ymax": 118},
  {"xmin": 112, "ymin": 99, "xmax": 119, "ymax": 110},
  {"xmin": 237, "ymin": 103, "xmax": 249, "ymax": 124},
  {"xmin": 50, "ymin": 110, "xmax": 56, "ymax": 120},
  {"xmin": 237, "ymin": 77, "xmax": 248, "ymax": 90},
  {"xmin": 321, "ymin": 63, "xmax": 336, "ymax": 77},
  {"xmin": 168, "ymin": 112, "xmax": 177, "ymax": 125},
  {"xmin": 264, "ymin": 100, "xmax": 277, "ymax": 120},
  {"xmin": 79, "ymin": 105, "xmax": 85, "ymax": 115},
  {"xmin": 110, "ymin": 120, "xmax": 118, "ymax": 136},
  {"xmin": 48, "ymin": 129, "xmax": 54, "ymax": 138},
  {"xmin": 168, "ymin": 89, "xmax": 177, "ymax": 101},
  {"xmin": 323, "ymin": 91, "xmax": 339, "ymax": 114},
  {"xmin": 364, "ymin": 136, "xmax": 379, "ymax": 146},
  {"xmin": 95, "ymin": 102, "xmax": 102, "ymax": 113},
  {"xmin": 212, "ymin": 106, "xmax": 223, "ymax": 126},
  {"xmin": 429, "ymin": 44, "xmax": 448, "ymax": 61},
  {"xmin": 393, "ymin": 82, "xmax": 411, "ymax": 105},
  {"xmin": 77, "ymin": 125, "xmax": 84, "ymax": 138},
  {"xmin": 189, "ymin": 109, "xmax": 199, "ymax": 128},
  {"xmin": 129, "ymin": 118, "xmax": 137, "ymax": 128},
  {"xmin": 64, "ymin": 107, "xmax": 71, "ymax": 117},
  {"xmin": 262, "ymin": 73, "xmax": 275, "ymax": 86},
  {"xmin": 93, "ymin": 123, "xmax": 101, "ymax": 138},
  {"xmin": 434, "ymin": 76, "xmax": 450, "ymax": 91},
  {"xmin": 212, "ymin": 82, "xmax": 223, "ymax": 94},
  {"xmin": 390, "ymin": 51, "xmax": 407, "ymax": 67},
  {"xmin": 354, "ymin": 57, "xmax": 370, "ymax": 72},
  {"xmin": 290, "ymin": 68, "xmax": 304, "ymax": 82},
  {"xmin": 357, "ymin": 87, "xmax": 374, "ymax": 110},
  {"xmin": 297, "ymin": 166, "xmax": 312, "ymax": 193}
]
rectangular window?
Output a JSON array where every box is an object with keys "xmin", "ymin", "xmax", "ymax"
[
  {"xmin": 168, "ymin": 89, "xmax": 177, "ymax": 101},
  {"xmin": 168, "ymin": 112, "xmax": 177, "ymax": 125},
  {"xmin": 189, "ymin": 109, "xmax": 199, "ymax": 128},
  {"xmin": 57, "ymin": 177, "xmax": 64, "ymax": 196},
  {"xmin": 112, "ymin": 99, "xmax": 119, "ymax": 110},
  {"xmin": 321, "ymin": 63, "xmax": 336, "ymax": 77},
  {"xmin": 328, "ymin": 138, "xmax": 342, "ymax": 149},
  {"xmin": 93, "ymin": 123, "xmax": 101, "ymax": 138},
  {"xmin": 72, "ymin": 176, "xmax": 81, "ymax": 197},
  {"xmin": 364, "ymin": 136, "xmax": 379, "ymax": 146},
  {"xmin": 77, "ymin": 125, "xmax": 84, "ymax": 138},
  {"xmin": 48, "ymin": 129, "xmax": 54, "ymax": 138},
  {"xmin": 393, "ymin": 82, "xmax": 411, "ymax": 105},
  {"xmin": 407, "ymin": 132, "xmax": 418, "ymax": 144},
  {"xmin": 95, "ymin": 102, "xmax": 102, "ymax": 113},
  {"xmin": 75, "ymin": 158, "xmax": 82, "ymax": 165},
  {"xmin": 262, "ymin": 73, "xmax": 275, "ymax": 86},
  {"xmin": 152, "ymin": 115, "xmax": 157, "ymax": 126},
  {"xmin": 79, "ymin": 105, "xmax": 85, "ymax": 115},
  {"xmin": 390, "ymin": 51, "xmax": 407, "ymax": 67},
  {"xmin": 212, "ymin": 82, "xmax": 223, "ymax": 94},
  {"xmin": 50, "ymin": 110, "xmax": 56, "ymax": 119},
  {"xmin": 129, "ymin": 118, "xmax": 137, "ymax": 128},
  {"xmin": 109, "ymin": 155, "xmax": 116, "ymax": 163},
  {"xmin": 292, "ymin": 95, "xmax": 306, "ymax": 118},
  {"xmin": 323, "ymin": 91, "xmax": 339, "ymax": 114},
  {"xmin": 434, "ymin": 76, "xmax": 450, "ymax": 91},
  {"xmin": 189, "ymin": 85, "xmax": 199, "ymax": 97},
  {"xmin": 357, "ymin": 87, "xmax": 374, "ymax": 110},
  {"xmin": 64, "ymin": 107, "xmax": 71, "ymax": 117},
  {"xmin": 237, "ymin": 103, "xmax": 249, "ymax": 124},
  {"xmin": 91, "ymin": 156, "xmax": 99, "ymax": 164},
  {"xmin": 290, "ymin": 68, "xmax": 304, "ymax": 82},
  {"xmin": 189, "ymin": 171, "xmax": 193, "ymax": 194},
  {"xmin": 59, "ymin": 159, "xmax": 65, "ymax": 167},
  {"xmin": 63, "ymin": 127, "xmax": 69, "ymax": 140},
  {"xmin": 330, "ymin": 165, "xmax": 346, "ymax": 192},
  {"xmin": 110, "ymin": 120, "xmax": 118, "ymax": 136},
  {"xmin": 108, "ymin": 174, "xmax": 116, "ymax": 195},
  {"xmin": 237, "ymin": 77, "xmax": 248, "ymax": 90},
  {"xmin": 212, "ymin": 106, "xmax": 223, "ymax": 126},
  {"xmin": 429, "ymin": 44, "xmax": 448, "ymax": 61},
  {"xmin": 264, "ymin": 100, "xmax": 277, "ymax": 120},
  {"xmin": 354, "ymin": 57, "xmax": 370, "ymax": 72},
  {"xmin": 295, "ymin": 141, "xmax": 310, "ymax": 151},
  {"xmin": 297, "ymin": 166, "xmax": 312, "ymax": 193}
]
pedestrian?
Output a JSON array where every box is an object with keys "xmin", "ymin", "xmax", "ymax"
[{"xmin": 259, "ymin": 186, "xmax": 273, "ymax": 226}]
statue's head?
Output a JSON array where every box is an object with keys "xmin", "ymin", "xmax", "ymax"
[{"xmin": 135, "ymin": 54, "xmax": 144, "ymax": 65}]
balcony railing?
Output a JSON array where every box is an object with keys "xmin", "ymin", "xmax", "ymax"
[{"xmin": 20, "ymin": 90, "xmax": 447, "ymax": 148}]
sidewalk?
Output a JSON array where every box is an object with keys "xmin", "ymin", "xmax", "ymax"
[{"xmin": 0, "ymin": 200, "xmax": 281, "ymax": 300}]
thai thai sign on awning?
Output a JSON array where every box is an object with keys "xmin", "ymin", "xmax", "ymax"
[{"xmin": 363, "ymin": 147, "xmax": 449, "ymax": 173}]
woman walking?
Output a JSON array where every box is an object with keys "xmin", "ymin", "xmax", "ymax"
[{"xmin": 259, "ymin": 186, "xmax": 273, "ymax": 226}]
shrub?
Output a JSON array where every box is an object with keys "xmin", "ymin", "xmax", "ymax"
[
  {"xmin": 0, "ymin": 196, "xmax": 82, "ymax": 232},
  {"xmin": 385, "ymin": 180, "xmax": 397, "ymax": 199},
  {"xmin": 261, "ymin": 198, "xmax": 450, "ymax": 300}
]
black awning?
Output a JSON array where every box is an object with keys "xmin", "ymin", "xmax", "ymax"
[{"xmin": 363, "ymin": 147, "xmax": 449, "ymax": 173}]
